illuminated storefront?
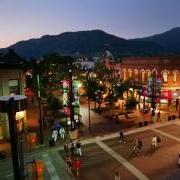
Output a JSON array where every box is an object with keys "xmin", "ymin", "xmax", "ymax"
[{"xmin": 0, "ymin": 95, "xmax": 27, "ymax": 140}]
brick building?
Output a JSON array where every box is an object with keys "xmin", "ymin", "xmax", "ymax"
[{"xmin": 113, "ymin": 56, "xmax": 180, "ymax": 105}]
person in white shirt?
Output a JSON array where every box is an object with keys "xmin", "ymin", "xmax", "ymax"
[
  {"xmin": 152, "ymin": 135, "xmax": 157, "ymax": 149},
  {"xmin": 59, "ymin": 127, "xmax": 65, "ymax": 139},
  {"xmin": 52, "ymin": 129, "xmax": 58, "ymax": 142}
]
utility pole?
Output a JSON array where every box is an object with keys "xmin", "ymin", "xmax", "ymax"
[
  {"xmin": 87, "ymin": 71, "xmax": 91, "ymax": 129},
  {"xmin": 37, "ymin": 73, "xmax": 43, "ymax": 144},
  {"xmin": 151, "ymin": 72, "xmax": 156, "ymax": 117},
  {"xmin": 68, "ymin": 62, "xmax": 75, "ymax": 130}
]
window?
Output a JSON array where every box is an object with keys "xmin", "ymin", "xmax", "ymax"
[
  {"xmin": 163, "ymin": 72, "xmax": 168, "ymax": 83},
  {"xmin": 8, "ymin": 79, "xmax": 19, "ymax": 95},
  {"xmin": 141, "ymin": 70, "xmax": 145, "ymax": 82},
  {"xmin": 128, "ymin": 69, "xmax": 132, "ymax": 78},
  {"xmin": 173, "ymin": 70, "xmax": 179, "ymax": 83}
]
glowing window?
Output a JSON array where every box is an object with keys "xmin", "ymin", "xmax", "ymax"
[{"xmin": 163, "ymin": 72, "xmax": 168, "ymax": 83}]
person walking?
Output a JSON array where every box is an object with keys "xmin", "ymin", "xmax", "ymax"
[
  {"xmin": 138, "ymin": 138, "xmax": 143, "ymax": 152},
  {"xmin": 178, "ymin": 154, "xmax": 180, "ymax": 168},
  {"xmin": 52, "ymin": 129, "xmax": 58, "ymax": 142},
  {"xmin": 114, "ymin": 171, "xmax": 121, "ymax": 180},
  {"xmin": 66, "ymin": 156, "xmax": 72, "ymax": 173},
  {"xmin": 157, "ymin": 135, "xmax": 161, "ymax": 148},
  {"xmin": 119, "ymin": 130, "xmax": 125, "ymax": 143},
  {"xmin": 70, "ymin": 140, "xmax": 75, "ymax": 156},
  {"xmin": 151, "ymin": 135, "xmax": 157, "ymax": 149},
  {"xmin": 59, "ymin": 126, "xmax": 65, "ymax": 139},
  {"xmin": 156, "ymin": 111, "xmax": 161, "ymax": 122},
  {"xmin": 64, "ymin": 142, "xmax": 69, "ymax": 156},
  {"xmin": 76, "ymin": 140, "xmax": 82, "ymax": 156}
]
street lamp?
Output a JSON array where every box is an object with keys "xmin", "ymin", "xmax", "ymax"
[
  {"xmin": 151, "ymin": 71, "xmax": 156, "ymax": 117},
  {"xmin": 87, "ymin": 70, "xmax": 91, "ymax": 129},
  {"xmin": 68, "ymin": 63, "xmax": 75, "ymax": 130},
  {"xmin": 36, "ymin": 61, "xmax": 43, "ymax": 144}
]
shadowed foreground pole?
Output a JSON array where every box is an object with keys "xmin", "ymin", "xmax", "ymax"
[
  {"xmin": 69, "ymin": 68, "xmax": 75, "ymax": 130},
  {"xmin": 37, "ymin": 74, "xmax": 43, "ymax": 144},
  {"xmin": 7, "ymin": 98, "xmax": 21, "ymax": 180},
  {"xmin": 87, "ymin": 71, "xmax": 91, "ymax": 129}
]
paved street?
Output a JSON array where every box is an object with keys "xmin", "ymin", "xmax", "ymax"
[{"xmin": 1, "ymin": 120, "xmax": 180, "ymax": 179}]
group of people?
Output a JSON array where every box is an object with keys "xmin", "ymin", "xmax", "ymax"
[
  {"xmin": 118, "ymin": 129, "xmax": 163, "ymax": 155},
  {"xmin": 64, "ymin": 139, "xmax": 82, "ymax": 157},
  {"xmin": 51, "ymin": 126, "xmax": 66, "ymax": 143},
  {"xmin": 64, "ymin": 140, "xmax": 82, "ymax": 175}
]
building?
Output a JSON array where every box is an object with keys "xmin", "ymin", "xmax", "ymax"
[
  {"xmin": 114, "ymin": 56, "xmax": 180, "ymax": 106},
  {"xmin": 0, "ymin": 49, "xmax": 27, "ymax": 140}
]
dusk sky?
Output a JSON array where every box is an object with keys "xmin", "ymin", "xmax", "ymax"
[{"xmin": 0, "ymin": 0, "xmax": 180, "ymax": 48}]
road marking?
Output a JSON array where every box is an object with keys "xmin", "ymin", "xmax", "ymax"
[
  {"xmin": 96, "ymin": 140, "xmax": 149, "ymax": 180},
  {"xmin": 151, "ymin": 127, "xmax": 180, "ymax": 142},
  {"xmin": 42, "ymin": 153, "xmax": 60, "ymax": 180},
  {"xmin": 27, "ymin": 120, "xmax": 178, "ymax": 157}
]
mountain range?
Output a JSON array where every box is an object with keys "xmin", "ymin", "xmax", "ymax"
[{"xmin": 1, "ymin": 27, "xmax": 180, "ymax": 59}]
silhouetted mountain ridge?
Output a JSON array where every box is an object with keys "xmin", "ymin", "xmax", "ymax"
[{"xmin": 1, "ymin": 28, "xmax": 180, "ymax": 59}]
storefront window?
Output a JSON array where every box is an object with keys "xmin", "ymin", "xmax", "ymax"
[
  {"xmin": 134, "ymin": 69, "xmax": 138, "ymax": 80},
  {"xmin": 173, "ymin": 70, "xmax": 178, "ymax": 83},
  {"xmin": 163, "ymin": 72, "xmax": 168, "ymax": 83},
  {"xmin": 8, "ymin": 79, "xmax": 19, "ymax": 95},
  {"xmin": 141, "ymin": 70, "xmax": 145, "ymax": 82},
  {"xmin": 128, "ymin": 69, "xmax": 132, "ymax": 78},
  {"xmin": 123, "ymin": 69, "xmax": 127, "ymax": 80},
  {"xmin": 147, "ymin": 70, "xmax": 151, "ymax": 78}
]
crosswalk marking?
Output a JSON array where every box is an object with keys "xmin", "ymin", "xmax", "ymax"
[
  {"xmin": 27, "ymin": 120, "xmax": 178, "ymax": 157},
  {"xmin": 42, "ymin": 154, "xmax": 60, "ymax": 180},
  {"xmin": 96, "ymin": 140, "xmax": 149, "ymax": 180}
]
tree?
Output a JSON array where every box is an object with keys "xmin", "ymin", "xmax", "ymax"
[{"xmin": 125, "ymin": 96, "xmax": 138, "ymax": 110}]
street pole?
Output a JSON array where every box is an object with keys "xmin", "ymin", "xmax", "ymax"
[
  {"xmin": 87, "ymin": 71, "xmax": 91, "ymax": 129},
  {"xmin": 69, "ymin": 68, "xmax": 75, "ymax": 130},
  {"xmin": 7, "ymin": 98, "xmax": 21, "ymax": 180},
  {"xmin": 37, "ymin": 74, "xmax": 43, "ymax": 144},
  {"xmin": 151, "ymin": 72, "xmax": 156, "ymax": 117}
]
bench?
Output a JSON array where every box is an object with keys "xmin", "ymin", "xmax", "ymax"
[
  {"xmin": 127, "ymin": 113, "xmax": 139, "ymax": 118},
  {"xmin": 117, "ymin": 115, "xmax": 126, "ymax": 120}
]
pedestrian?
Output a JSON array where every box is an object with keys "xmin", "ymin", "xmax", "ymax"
[
  {"xmin": 66, "ymin": 156, "xmax": 72, "ymax": 173},
  {"xmin": 114, "ymin": 171, "xmax": 121, "ymax": 180},
  {"xmin": 138, "ymin": 138, "xmax": 143, "ymax": 152},
  {"xmin": 52, "ymin": 129, "xmax": 58, "ymax": 142},
  {"xmin": 76, "ymin": 140, "xmax": 82, "ymax": 156},
  {"xmin": 59, "ymin": 126, "xmax": 65, "ymax": 139},
  {"xmin": 178, "ymin": 154, "xmax": 180, "ymax": 168},
  {"xmin": 64, "ymin": 142, "xmax": 69, "ymax": 156},
  {"xmin": 157, "ymin": 135, "xmax": 161, "ymax": 147},
  {"xmin": 151, "ymin": 135, "xmax": 157, "ymax": 149},
  {"xmin": 119, "ymin": 130, "xmax": 125, "ymax": 143},
  {"xmin": 70, "ymin": 140, "xmax": 75, "ymax": 156},
  {"xmin": 157, "ymin": 111, "xmax": 161, "ymax": 122}
]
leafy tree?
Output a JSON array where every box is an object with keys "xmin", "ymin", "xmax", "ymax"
[{"xmin": 125, "ymin": 96, "xmax": 138, "ymax": 110}]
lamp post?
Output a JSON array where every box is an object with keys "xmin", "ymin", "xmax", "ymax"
[
  {"xmin": 151, "ymin": 72, "xmax": 156, "ymax": 116},
  {"xmin": 68, "ymin": 64, "xmax": 75, "ymax": 130},
  {"xmin": 37, "ymin": 74, "xmax": 43, "ymax": 144},
  {"xmin": 87, "ymin": 70, "xmax": 91, "ymax": 129},
  {"xmin": 36, "ymin": 61, "xmax": 43, "ymax": 144}
]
